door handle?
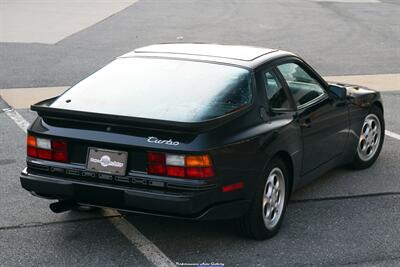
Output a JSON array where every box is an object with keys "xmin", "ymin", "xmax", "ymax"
[{"xmin": 299, "ymin": 118, "xmax": 311, "ymax": 128}]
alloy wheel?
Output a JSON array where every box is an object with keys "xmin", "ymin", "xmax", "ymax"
[
  {"xmin": 357, "ymin": 114, "xmax": 381, "ymax": 162},
  {"xmin": 262, "ymin": 167, "xmax": 285, "ymax": 230}
]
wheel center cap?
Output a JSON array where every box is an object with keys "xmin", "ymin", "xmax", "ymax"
[{"xmin": 271, "ymin": 192, "xmax": 277, "ymax": 204}]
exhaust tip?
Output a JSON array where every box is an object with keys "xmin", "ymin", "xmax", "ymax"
[{"xmin": 49, "ymin": 200, "xmax": 76, "ymax": 213}]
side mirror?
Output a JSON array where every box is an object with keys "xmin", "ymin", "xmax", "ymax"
[{"xmin": 327, "ymin": 84, "xmax": 347, "ymax": 100}]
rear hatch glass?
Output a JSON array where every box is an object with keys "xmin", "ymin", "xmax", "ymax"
[{"xmin": 51, "ymin": 57, "xmax": 252, "ymax": 123}]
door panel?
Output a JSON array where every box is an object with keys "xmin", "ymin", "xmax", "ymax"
[
  {"xmin": 276, "ymin": 62, "xmax": 349, "ymax": 174},
  {"xmin": 297, "ymin": 98, "xmax": 349, "ymax": 174}
]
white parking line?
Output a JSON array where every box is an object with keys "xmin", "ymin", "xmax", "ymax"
[
  {"xmin": 2, "ymin": 108, "xmax": 30, "ymax": 132},
  {"xmin": 103, "ymin": 209, "xmax": 176, "ymax": 267},
  {"xmin": 3, "ymin": 108, "xmax": 176, "ymax": 267},
  {"xmin": 386, "ymin": 130, "xmax": 400, "ymax": 141}
]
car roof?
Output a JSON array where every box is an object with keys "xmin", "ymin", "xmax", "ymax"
[{"xmin": 119, "ymin": 43, "xmax": 295, "ymax": 69}]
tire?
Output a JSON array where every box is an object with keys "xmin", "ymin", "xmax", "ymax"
[
  {"xmin": 351, "ymin": 105, "xmax": 385, "ymax": 170},
  {"xmin": 238, "ymin": 157, "xmax": 289, "ymax": 240}
]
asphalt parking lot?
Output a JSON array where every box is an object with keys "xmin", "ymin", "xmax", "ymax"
[{"xmin": 1, "ymin": 0, "xmax": 400, "ymax": 266}]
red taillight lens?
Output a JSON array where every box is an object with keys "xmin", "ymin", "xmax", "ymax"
[
  {"xmin": 186, "ymin": 167, "xmax": 214, "ymax": 178},
  {"xmin": 166, "ymin": 166, "xmax": 185, "ymax": 177},
  {"xmin": 148, "ymin": 152, "xmax": 165, "ymax": 164},
  {"xmin": 148, "ymin": 152, "xmax": 166, "ymax": 175},
  {"xmin": 52, "ymin": 140, "xmax": 67, "ymax": 151},
  {"xmin": 53, "ymin": 151, "xmax": 68, "ymax": 162},
  {"xmin": 51, "ymin": 140, "xmax": 68, "ymax": 162},
  {"xmin": 27, "ymin": 135, "xmax": 68, "ymax": 163},
  {"xmin": 148, "ymin": 164, "xmax": 166, "ymax": 175},
  {"xmin": 37, "ymin": 149, "xmax": 52, "ymax": 160},
  {"xmin": 147, "ymin": 152, "xmax": 214, "ymax": 179},
  {"xmin": 27, "ymin": 135, "xmax": 38, "ymax": 158},
  {"xmin": 27, "ymin": 146, "xmax": 37, "ymax": 157}
]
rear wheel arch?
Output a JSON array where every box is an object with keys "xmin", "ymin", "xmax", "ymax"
[
  {"xmin": 272, "ymin": 151, "xmax": 294, "ymax": 194},
  {"xmin": 239, "ymin": 152, "xmax": 292, "ymax": 239}
]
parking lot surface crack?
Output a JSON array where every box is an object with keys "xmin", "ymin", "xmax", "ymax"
[
  {"xmin": 291, "ymin": 191, "xmax": 400, "ymax": 203},
  {"xmin": 0, "ymin": 214, "xmax": 122, "ymax": 232}
]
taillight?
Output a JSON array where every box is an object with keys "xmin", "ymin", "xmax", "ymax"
[
  {"xmin": 27, "ymin": 135, "xmax": 68, "ymax": 162},
  {"xmin": 147, "ymin": 152, "xmax": 166, "ymax": 175},
  {"xmin": 147, "ymin": 152, "xmax": 214, "ymax": 179},
  {"xmin": 185, "ymin": 155, "xmax": 212, "ymax": 167},
  {"xmin": 166, "ymin": 166, "xmax": 185, "ymax": 177},
  {"xmin": 186, "ymin": 167, "xmax": 214, "ymax": 178},
  {"xmin": 52, "ymin": 140, "xmax": 68, "ymax": 162}
]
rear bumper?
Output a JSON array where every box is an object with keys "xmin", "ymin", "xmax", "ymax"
[{"xmin": 20, "ymin": 168, "xmax": 250, "ymax": 220}]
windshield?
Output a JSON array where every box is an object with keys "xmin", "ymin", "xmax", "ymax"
[{"xmin": 51, "ymin": 58, "xmax": 253, "ymax": 123}]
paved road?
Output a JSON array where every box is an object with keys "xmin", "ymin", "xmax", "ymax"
[
  {"xmin": 1, "ymin": 0, "xmax": 400, "ymax": 88},
  {"xmin": 2, "ymin": 95, "xmax": 400, "ymax": 266},
  {"xmin": 1, "ymin": 0, "xmax": 399, "ymax": 266}
]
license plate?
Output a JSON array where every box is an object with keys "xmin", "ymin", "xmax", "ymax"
[{"xmin": 86, "ymin": 147, "xmax": 128, "ymax": 176}]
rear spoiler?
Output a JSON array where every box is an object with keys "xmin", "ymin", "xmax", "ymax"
[{"xmin": 31, "ymin": 97, "xmax": 245, "ymax": 133}]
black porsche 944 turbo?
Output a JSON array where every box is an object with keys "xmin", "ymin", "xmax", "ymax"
[{"xmin": 21, "ymin": 44, "xmax": 384, "ymax": 239}]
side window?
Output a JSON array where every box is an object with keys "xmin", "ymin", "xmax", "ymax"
[
  {"xmin": 264, "ymin": 71, "xmax": 291, "ymax": 109},
  {"xmin": 277, "ymin": 63, "xmax": 325, "ymax": 107}
]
